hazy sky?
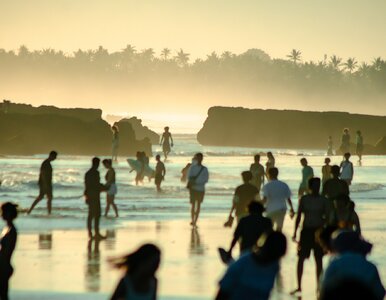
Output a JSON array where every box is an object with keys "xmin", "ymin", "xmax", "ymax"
[{"xmin": 1, "ymin": 0, "xmax": 386, "ymax": 132}]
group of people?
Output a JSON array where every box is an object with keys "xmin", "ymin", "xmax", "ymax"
[{"xmin": 328, "ymin": 128, "xmax": 364, "ymax": 163}]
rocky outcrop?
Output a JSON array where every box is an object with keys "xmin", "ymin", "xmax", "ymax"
[
  {"xmin": 0, "ymin": 101, "xmax": 151, "ymax": 156},
  {"xmin": 118, "ymin": 117, "xmax": 159, "ymax": 144},
  {"xmin": 197, "ymin": 106, "xmax": 386, "ymax": 154}
]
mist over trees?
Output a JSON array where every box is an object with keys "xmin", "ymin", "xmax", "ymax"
[{"xmin": 1, "ymin": 45, "xmax": 386, "ymax": 114}]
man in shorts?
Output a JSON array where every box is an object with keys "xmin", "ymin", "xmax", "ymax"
[
  {"xmin": 298, "ymin": 158, "xmax": 314, "ymax": 200},
  {"xmin": 154, "ymin": 154, "xmax": 166, "ymax": 192},
  {"xmin": 262, "ymin": 167, "xmax": 295, "ymax": 232},
  {"xmin": 291, "ymin": 177, "xmax": 329, "ymax": 295},
  {"xmin": 187, "ymin": 153, "xmax": 209, "ymax": 227},
  {"xmin": 28, "ymin": 151, "xmax": 57, "ymax": 215}
]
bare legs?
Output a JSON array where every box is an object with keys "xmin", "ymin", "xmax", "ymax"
[
  {"xmin": 190, "ymin": 201, "xmax": 201, "ymax": 227},
  {"xmin": 104, "ymin": 195, "xmax": 118, "ymax": 217},
  {"xmin": 292, "ymin": 254, "xmax": 323, "ymax": 294},
  {"xmin": 28, "ymin": 194, "xmax": 52, "ymax": 215}
]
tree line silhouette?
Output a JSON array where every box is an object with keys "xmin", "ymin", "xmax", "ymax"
[{"xmin": 1, "ymin": 45, "xmax": 386, "ymax": 102}]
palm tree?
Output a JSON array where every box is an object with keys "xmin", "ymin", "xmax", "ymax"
[
  {"xmin": 175, "ymin": 49, "xmax": 190, "ymax": 67},
  {"xmin": 221, "ymin": 51, "xmax": 234, "ymax": 61},
  {"xmin": 329, "ymin": 55, "xmax": 342, "ymax": 70},
  {"xmin": 372, "ymin": 57, "xmax": 384, "ymax": 71},
  {"xmin": 358, "ymin": 62, "xmax": 370, "ymax": 77},
  {"xmin": 161, "ymin": 48, "xmax": 171, "ymax": 61},
  {"xmin": 343, "ymin": 57, "xmax": 358, "ymax": 73},
  {"xmin": 287, "ymin": 49, "xmax": 301, "ymax": 64},
  {"xmin": 140, "ymin": 48, "xmax": 155, "ymax": 62}
]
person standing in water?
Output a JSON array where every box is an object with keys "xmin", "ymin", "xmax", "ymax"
[
  {"xmin": 155, "ymin": 155, "xmax": 166, "ymax": 192},
  {"xmin": 291, "ymin": 178, "xmax": 329, "ymax": 295},
  {"xmin": 0, "ymin": 202, "xmax": 18, "ymax": 300},
  {"xmin": 265, "ymin": 152, "xmax": 275, "ymax": 177},
  {"xmin": 340, "ymin": 128, "xmax": 350, "ymax": 154},
  {"xmin": 102, "ymin": 159, "xmax": 118, "ymax": 218},
  {"xmin": 356, "ymin": 130, "xmax": 364, "ymax": 163},
  {"xmin": 28, "ymin": 150, "xmax": 58, "ymax": 215},
  {"xmin": 298, "ymin": 158, "xmax": 314, "ymax": 200},
  {"xmin": 340, "ymin": 153, "xmax": 354, "ymax": 186},
  {"xmin": 111, "ymin": 124, "xmax": 119, "ymax": 163},
  {"xmin": 84, "ymin": 157, "xmax": 105, "ymax": 240},
  {"xmin": 250, "ymin": 154, "xmax": 265, "ymax": 193},
  {"xmin": 187, "ymin": 153, "xmax": 209, "ymax": 227},
  {"xmin": 160, "ymin": 126, "xmax": 174, "ymax": 161},
  {"xmin": 327, "ymin": 136, "xmax": 334, "ymax": 156},
  {"xmin": 322, "ymin": 158, "xmax": 332, "ymax": 186}
]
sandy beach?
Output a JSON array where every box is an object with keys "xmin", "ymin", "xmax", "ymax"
[{"xmin": 9, "ymin": 210, "xmax": 386, "ymax": 300}]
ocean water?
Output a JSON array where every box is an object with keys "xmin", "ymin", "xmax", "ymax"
[{"xmin": 0, "ymin": 134, "xmax": 385, "ymax": 232}]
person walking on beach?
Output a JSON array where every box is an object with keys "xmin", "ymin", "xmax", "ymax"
[
  {"xmin": 340, "ymin": 128, "xmax": 350, "ymax": 154},
  {"xmin": 226, "ymin": 171, "xmax": 259, "ymax": 224},
  {"xmin": 160, "ymin": 126, "xmax": 173, "ymax": 161},
  {"xmin": 154, "ymin": 155, "xmax": 166, "ymax": 192},
  {"xmin": 111, "ymin": 124, "xmax": 119, "ymax": 163},
  {"xmin": 331, "ymin": 194, "xmax": 361, "ymax": 234},
  {"xmin": 327, "ymin": 136, "xmax": 334, "ymax": 156},
  {"xmin": 291, "ymin": 178, "xmax": 329, "ymax": 295},
  {"xmin": 298, "ymin": 158, "xmax": 314, "ymax": 200},
  {"xmin": 226, "ymin": 201, "xmax": 272, "ymax": 259},
  {"xmin": 216, "ymin": 231, "xmax": 287, "ymax": 300},
  {"xmin": 180, "ymin": 162, "xmax": 191, "ymax": 182},
  {"xmin": 111, "ymin": 243, "xmax": 161, "ymax": 300},
  {"xmin": 0, "ymin": 202, "xmax": 18, "ymax": 300},
  {"xmin": 28, "ymin": 150, "xmax": 57, "ymax": 215},
  {"xmin": 322, "ymin": 165, "xmax": 349, "ymax": 200},
  {"xmin": 340, "ymin": 153, "xmax": 354, "ymax": 186},
  {"xmin": 356, "ymin": 130, "xmax": 364, "ymax": 163},
  {"xmin": 187, "ymin": 153, "xmax": 209, "ymax": 227},
  {"xmin": 250, "ymin": 154, "xmax": 265, "ymax": 192},
  {"xmin": 262, "ymin": 167, "xmax": 295, "ymax": 232},
  {"xmin": 102, "ymin": 159, "xmax": 118, "ymax": 218},
  {"xmin": 322, "ymin": 158, "xmax": 332, "ymax": 186},
  {"xmin": 265, "ymin": 152, "xmax": 275, "ymax": 177},
  {"xmin": 84, "ymin": 157, "xmax": 105, "ymax": 240}
]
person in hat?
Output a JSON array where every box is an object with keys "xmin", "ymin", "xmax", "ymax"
[{"xmin": 321, "ymin": 230, "xmax": 385, "ymax": 300}]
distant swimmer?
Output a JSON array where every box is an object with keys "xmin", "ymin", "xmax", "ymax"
[
  {"xmin": 111, "ymin": 125, "xmax": 119, "ymax": 163},
  {"xmin": 265, "ymin": 152, "xmax": 275, "ymax": 177},
  {"xmin": 180, "ymin": 162, "xmax": 192, "ymax": 182},
  {"xmin": 84, "ymin": 157, "xmax": 106, "ymax": 240},
  {"xmin": 102, "ymin": 159, "xmax": 118, "ymax": 218},
  {"xmin": 261, "ymin": 167, "xmax": 295, "ymax": 232},
  {"xmin": 356, "ymin": 130, "xmax": 364, "ymax": 163},
  {"xmin": 187, "ymin": 153, "xmax": 209, "ymax": 227},
  {"xmin": 322, "ymin": 158, "xmax": 332, "ymax": 186},
  {"xmin": 154, "ymin": 155, "xmax": 166, "ymax": 192},
  {"xmin": 0, "ymin": 202, "xmax": 18, "ymax": 300},
  {"xmin": 340, "ymin": 152, "xmax": 354, "ymax": 186},
  {"xmin": 327, "ymin": 136, "xmax": 334, "ymax": 156},
  {"xmin": 110, "ymin": 244, "xmax": 161, "ymax": 300},
  {"xmin": 160, "ymin": 126, "xmax": 174, "ymax": 161},
  {"xmin": 27, "ymin": 151, "xmax": 57, "ymax": 215},
  {"xmin": 298, "ymin": 158, "xmax": 314, "ymax": 200},
  {"xmin": 250, "ymin": 154, "xmax": 265, "ymax": 193},
  {"xmin": 340, "ymin": 128, "xmax": 350, "ymax": 154}
]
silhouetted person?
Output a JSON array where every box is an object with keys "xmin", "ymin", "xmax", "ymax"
[
  {"xmin": 322, "ymin": 165, "xmax": 349, "ymax": 201},
  {"xmin": 154, "ymin": 155, "xmax": 166, "ymax": 192},
  {"xmin": 340, "ymin": 128, "xmax": 350, "ymax": 154},
  {"xmin": 111, "ymin": 124, "xmax": 119, "ymax": 163},
  {"xmin": 130, "ymin": 151, "xmax": 145, "ymax": 185},
  {"xmin": 227, "ymin": 201, "xmax": 272, "ymax": 257},
  {"xmin": 226, "ymin": 171, "xmax": 259, "ymax": 224},
  {"xmin": 298, "ymin": 158, "xmax": 314, "ymax": 200},
  {"xmin": 331, "ymin": 194, "xmax": 361, "ymax": 234},
  {"xmin": 28, "ymin": 150, "xmax": 57, "ymax": 215},
  {"xmin": 103, "ymin": 159, "xmax": 118, "ymax": 218},
  {"xmin": 322, "ymin": 157, "xmax": 332, "ymax": 186},
  {"xmin": 327, "ymin": 136, "xmax": 334, "ymax": 156},
  {"xmin": 0, "ymin": 202, "xmax": 18, "ymax": 300},
  {"xmin": 160, "ymin": 126, "xmax": 173, "ymax": 160},
  {"xmin": 340, "ymin": 152, "xmax": 354, "ymax": 185},
  {"xmin": 262, "ymin": 168, "xmax": 295, "ymax": 232},
  {"xmin": 187, "ymin": 153, "xmax": 209, "ymax": 227},
  {"xmin": 250, "ymin": 154, "xmax": 265, "ymax": 192},
  {"xmin": 265, "ymin": 152, "xmax": 275, "ymax": 177},
  {"xmin": 180, "ymin": 162, "xmax": 191, "ymax": 182},
  {"xmin": 291, "ymin": 178, "xmax": 329, "ymax": 295},
  {"xmin": 356, "ymin": 130, "xmax": 364, "ymax": 163},
  {"xmin": 84, "ymin": 157, "xmax": 105, "ymax": 240},
  {"xmin": 321, "ymin": 231, "xmax": 384, "ymax": 300},
  {"xmin": 216, "ymin": 231, "xmax": 287, "ymax": 300},
  {"xmin": 110, "ymin": 243, "xmax": 161, "ymax": 300}
]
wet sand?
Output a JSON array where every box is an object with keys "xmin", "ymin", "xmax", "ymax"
[{"xmin": 10, "ymin": 212, "xmax": 386, "ymax": 300}]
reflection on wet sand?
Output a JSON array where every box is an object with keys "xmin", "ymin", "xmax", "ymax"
[
  {"xmin": 85, "ymin": 238, "xmax": 101, "ymax": 292},
  {"xmin": 189, "ymin": 228, "xmax": 205, "ymax": 256},
  {"xmin": 38, "ymin": 233, "xmax": 52, "ymax": 250},
  {"xmin": 105, "ymin": 230, "xmax": 116, "ymax": 250}
]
